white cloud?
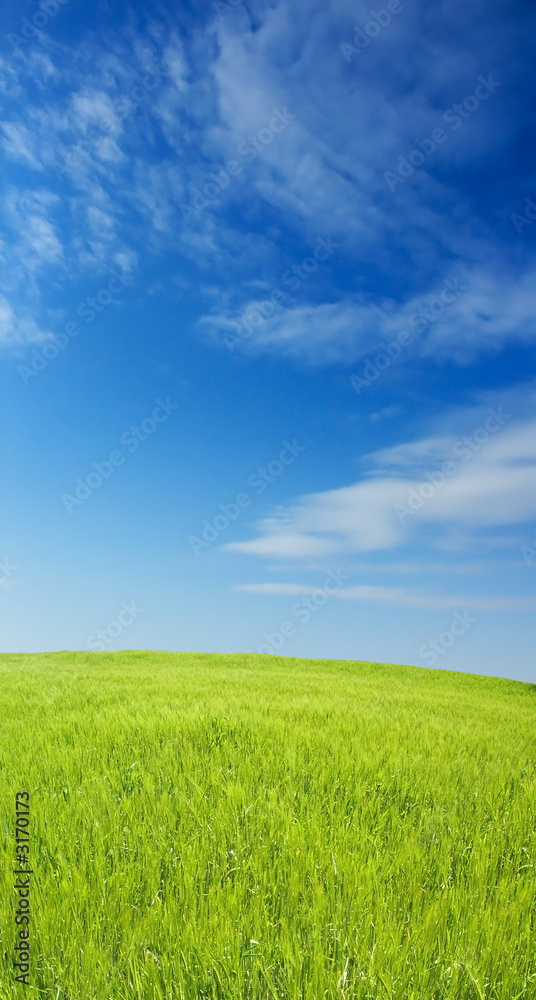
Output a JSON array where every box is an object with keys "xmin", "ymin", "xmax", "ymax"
[
  {"xmin": 24, "ymin": 214, "xmax": 63, "ymax": 262},
  {"xmin": 225, "ymin": 408, "xmax": 536, "ymax": 559},
  {"xmin": 0, "ymin": 294, "xmax": 51, "ymax": 348},
  {"xmin": 228, "ymin": 533, "xmax": 342, "ymax": 559},
  {"xmin": 202, "ymin": 264, "xmax": 536, "ymax": 365},
  {"xmin": 0, "ymin": 122, "xmax": 43, "ymax": 169},
  {"xmin": 71, "ymin": 91, "xmax": 118, "ymax": 132},
  {"xmin": 202, "ymin": 299, "xmax": 385, "ymax": 363},
  {"xmin": 0, "ymin": 0, "xmax": 534, "ymax": 372},
  {"xmin": 370, "ymin": 406, "xmax": 401, "ymax": 422}
]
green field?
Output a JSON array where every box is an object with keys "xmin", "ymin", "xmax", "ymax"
[{"xmin": 1, "ymin": 652, "xmax": 534, "ymax": 1000}]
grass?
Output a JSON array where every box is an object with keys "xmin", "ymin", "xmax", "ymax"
[{"xmin": 0, "ymin": 650, "xmax": 534, "ymax": 999}]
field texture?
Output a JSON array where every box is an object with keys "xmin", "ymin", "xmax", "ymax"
[{"xmin": 0, "ymin": 651, "xmax": 535, "ymax": 1000}]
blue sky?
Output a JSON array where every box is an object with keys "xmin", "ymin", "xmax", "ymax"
[{"xmin": 1, "ymin": 0, "xmax": 535, "ymax": 682}]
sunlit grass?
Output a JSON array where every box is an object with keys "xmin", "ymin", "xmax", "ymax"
[{"xmin": 0, "ymin": 651, "xmax": 534, "ymax": 999}]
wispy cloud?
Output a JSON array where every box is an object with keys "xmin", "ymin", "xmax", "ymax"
[
  {"xmin": 201, "ymin": 265, "xmax": 536, "ymax": 365},
  {"xmin": 225, "ymin": 405, "xmax": 536, "ymax": 559},
  {"xmin": 1, "ymin": 1, "xmax": 535, "ymax": 372},
  {"xmin": 234, "ymin": 581, "xmax": 536, "ymax": 612},
  {"xmin": 0, "ymin": 294, "xmax": 52, "ymax": 348}
]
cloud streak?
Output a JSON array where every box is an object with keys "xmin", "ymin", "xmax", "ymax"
[
  {"xmin": 225, "ymin": 408, "xmax": 536, "ymax": 559},
  {"xmin": 234, "ymin": 581, "xmax": 536, "ymax": 612}
]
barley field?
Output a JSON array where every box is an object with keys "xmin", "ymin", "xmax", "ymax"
[{"xmin": 0, "ymin": 651, "xmax": 534, "ymax": 1000}]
